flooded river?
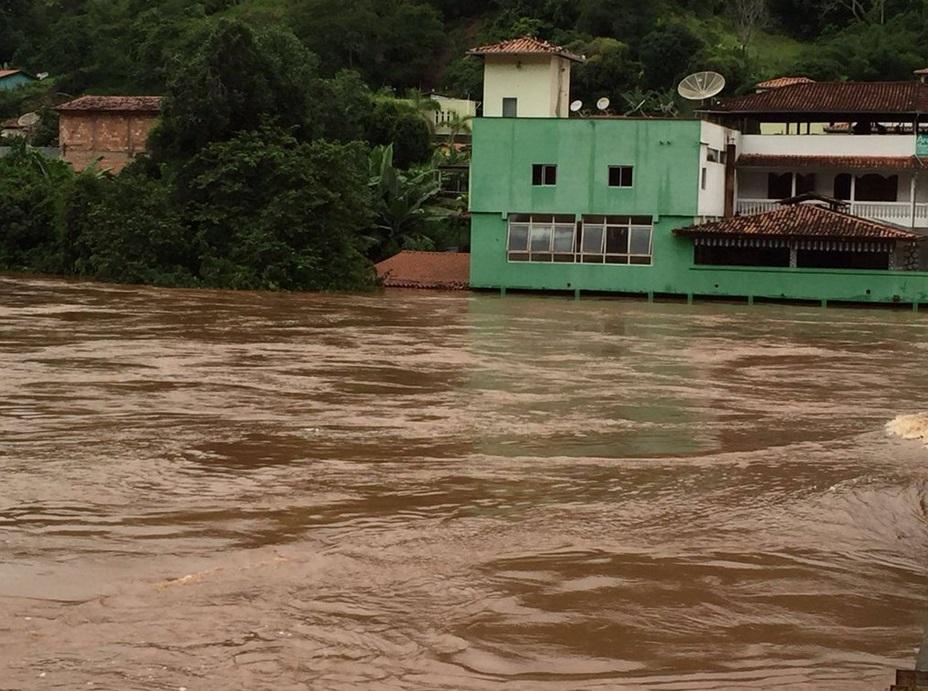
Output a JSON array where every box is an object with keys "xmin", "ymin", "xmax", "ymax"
[{"xmin": 2, "ymin": 276, "xmax": 928, "ymax": 690}]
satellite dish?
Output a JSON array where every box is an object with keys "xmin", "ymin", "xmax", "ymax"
[
  {"xmin": 570, "ymin": 99, "xmax": 583, "ymax": 113},
  {"xmin": 17, "ymin": 112, "xmax": 40, "ymax": 127},
  {"xmin": 596, "ymin": 97, "xmax": 611, "ymax": 111},
  {"xmin": 677, "ymin": 71, "xmax": 726, "ymax": 101}
]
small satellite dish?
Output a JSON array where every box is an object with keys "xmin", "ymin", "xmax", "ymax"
[
  {"xmin": 17, "ymin": 112, "xmax": 40, "ymax": 128},
  {"xmin": 596, "ymin": 97, "xmax": 611, "ymax": 111},
  {"xmin": 677, "ymin": 71, "xmax": 726, "ymax": 101},
  {"xmin": 570, "ymin": 100, "xmax": 583, "ymax": 113}
]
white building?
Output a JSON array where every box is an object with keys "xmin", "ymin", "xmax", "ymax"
[{"xmin": 467, "ymin": 36, "xmax": 585, "ymax": 119}]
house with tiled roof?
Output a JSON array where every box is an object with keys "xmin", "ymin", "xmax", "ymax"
[
  {"xmin": 467, "ymin": 36, "xmax": 585, "ymax": 118},
  {"xmin": 462, "ymin": 35, "xmax": 928, "ymax": 305},
  {"xmin": 56, "ymin": 95, "xmax": 162, "ymax": 172},
  {"xmin": 0, "ymin": 69, "xmax": 35, "ymax": 92}
]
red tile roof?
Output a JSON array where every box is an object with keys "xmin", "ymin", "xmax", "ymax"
[
  {"xmin": 56, "ymin": 95, "xmax": 163, "ymax": 113},
  {"xmin": 737, "ymin": 154, "xmax": 921, "ymax": 171},
  {"xmin": 756, "ymin": 76, "xmax": 814, "ymax": 89},
  {"xmin": 468, "ymin": 36, "xmax": 585, "ymax": 63},
  {"xmin": 375, "ymin": 251, "xmax": 470, "ymax": 290},
  {"xmin": 705, "ymin": 81, "xmax": 928, "ymax": 115},
  {"xmin": 675, "ymin": 205, "xmax": 917, "ymax": 240}
]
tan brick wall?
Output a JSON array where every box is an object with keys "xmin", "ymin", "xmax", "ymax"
[{"xmin": 60, "ymin": 111, "xmax": 159, "ymax": 173}]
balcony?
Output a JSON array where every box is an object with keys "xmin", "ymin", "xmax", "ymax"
[
  {"xmin": 737, "ymin": 199, "xmax": 928, "ymax": 228},
  {"xmin": 739, "ymin": 134, "xmax": 915, "ymax": 158}
]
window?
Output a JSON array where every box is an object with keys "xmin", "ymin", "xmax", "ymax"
[
  {"xmin": 532, "ymin": 164, "xmax": 557, "ymax": 186},
  {"xmin": 767, "ymin": 172, "xmax": 793, "ymax": 199},
  {"xmin": 608, "ymin": 166, "xmax": 633, "ymax": 188},
  {"xmin": 701, "ymin": 167, "xmax": 708, "ymax": 190},
  {"xmin": 856, "ymin": 174, "xmax": 898, "ymax": 202},
  {"xmin": 502, "ymin": 97, "xmax": 518, "ymax": 118},
  {"xmin": 507, "ymin": 214, "xmax": 576, "ymax": 262},
  {"xmin": 579, "ymin": 215, "xmax": 653, "ymax": 265}
]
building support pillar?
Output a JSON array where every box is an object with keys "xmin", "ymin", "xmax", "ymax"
[
  {"xmin": 500, "ymin": 286, "xmax": 507, "ymax": 297},
  {"xmin": 911, "ymin": 170, "xmax": 919, "ymax": 230},
  {"xmin": 724, "ymin": 143, "xmax": 737, "ymax": 217},
  {"xmin": 574, "ymin": 288, "xmax": 581, "ymax": 300},
  {"xmin": 789, "ymin": 243, "xmax": 798, "ymax": 268}
]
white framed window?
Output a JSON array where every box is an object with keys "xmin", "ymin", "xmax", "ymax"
[
  {"xmin": 532, "ymin": 164, "xmax": 557, "ymax": 186},
  {"xmin": 608, "ymin": 166, "xmax": 633, "ymax": 188},
  {"xmin": 579, "ymin": 215, "xmax": 653, "ymax": 265},
  {"xmin": 507, "ymin": 214, "xmax": 653, "ymax": 265},
  {"xmin": 507, "ymin": 214, "xmax": 576, "ymax": 262}
]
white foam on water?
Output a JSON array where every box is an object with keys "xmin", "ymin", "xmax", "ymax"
[{"xmin": 886, "ymin": 413, "xmax": 928, "ymax": 443}]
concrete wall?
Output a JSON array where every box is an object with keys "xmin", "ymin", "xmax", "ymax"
[
  {"xmin": 698, "ymin": 121, "xmax": 731, "ymax": 217},
  {"xmin": 60, "ymin": 111, "xmax": 159, "ymax": 172},
  {"xmin": 741, "ymin": 134, "xmax": 915, "ymax": 157},
  {"xmin": 482, "ymin": 55, "xmax": 571, "ymax": 118},
  {"xmin": 470, "ymin": 117, "xmax": 702, "ymax": 218}
]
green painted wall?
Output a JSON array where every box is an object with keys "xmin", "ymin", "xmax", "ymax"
[
  {"xmin": 469, "ymin": 116, "xmax": 928, "ymax": 304},
  {"xmin": 470, "ymin": 117, "xmax": 702, "ymax": 218}
]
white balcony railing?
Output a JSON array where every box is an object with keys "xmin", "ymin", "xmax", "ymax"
[{"xmin": 737, "ymin": 199, "xmax": 928, "ymax": 228}]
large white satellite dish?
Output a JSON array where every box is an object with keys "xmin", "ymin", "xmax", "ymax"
[
  {"xmin": 570, "ymin": 99, "xmax": 583, "ymax": 113},
  {"xmin": 677, "ymin": 71, "xmax": 726, "ymax": 101},
  {"xmin": 17, "ymin": 112, "xmax": 40, "ymax": 127}
]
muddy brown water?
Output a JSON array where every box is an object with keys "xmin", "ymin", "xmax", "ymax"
[{"xmin": 2, "ymin": 275, "xmax": 928, "ymax": 690}]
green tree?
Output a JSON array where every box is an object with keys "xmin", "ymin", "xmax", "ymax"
[
  {"xmin": 183, "ymin": 129, "xmax": 375, "ymax": 290},
  {"xmin": 639, "ymin": 25, "xmax": 704, "ymax": 90}
]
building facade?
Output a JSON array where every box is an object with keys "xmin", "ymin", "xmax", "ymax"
[
  {"xmin": 57, "ymin": 96, "xmax": 162, "ymax": 172},
  {"xmin": 467, "ymin": 40, "xmax": 928, "ymax": 305},
  {"xmin": 0, "ymin": 69, "xmax": 35, "ymax": 92}
]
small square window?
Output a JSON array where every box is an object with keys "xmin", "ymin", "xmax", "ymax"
[
  {"xmin": 608, "ymin": 166, "xmax": 633, "ymax": 188},
  {"xmin": 532, "ymin": 164, "xmax": 557, "ymax": 186},
  {"xmin": 502, "ymin": 97, "xmax": 518, "ymax": 117},
  {"xmin": 701, "ymin": 167, "xmax": 707, "ymax": 190}
]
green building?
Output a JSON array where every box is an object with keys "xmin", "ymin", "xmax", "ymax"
[{"xmin": 467, "ymin": 39, "xmax": 928, "ymax": 306}]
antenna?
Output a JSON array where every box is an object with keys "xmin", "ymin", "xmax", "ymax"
[
  {"xmin": 570, "ymin": 99, "xmax": 583, "ymax": 113},
  {"xmin": 596, "ymin": 97, "xmax": 611, "ymax": 112},
  {"xmin": 677, "ymin": 71, "xmax": 726, "ymax": 101},
  {"xmin": 17, "ymin": 112, "xmax": 40, "ymax": 128}
]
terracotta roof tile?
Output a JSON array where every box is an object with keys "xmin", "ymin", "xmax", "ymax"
[
  {"xmin": 756, "ymin": 76, "xmax": 814, "ymax": 89},
  {"xmin": 56, "ymin": 95, "xmax": 163, "ymax": 113},
  {"xmin": 737, "ymin": 154, "xmax": 921, "ymax": 171},
  {"xmin": 468, "ymin": 36, "xmax": 584, "ymax": 63},
  {"xmin": 375, "ymin": 251, "xmax": 470, "ymax": 290},
  {"xmin": 705, "ymin": 81, "xmax": 928, "ymax": 115},
  {"xmin": 675, "ymin": 205, "xmax": 917, "ymax": 240}
]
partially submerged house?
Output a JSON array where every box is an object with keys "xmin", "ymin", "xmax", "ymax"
[
  {"xmin": 465, "ymin": 38, "xmax": 928, "ymax": 306},
  {"xmin": 0, "ymin": 69, "xmax": 36, "ymax": 92},
  {"xmin": 57, "ymin": 95, "xmax": 162, "ymax": 172}
]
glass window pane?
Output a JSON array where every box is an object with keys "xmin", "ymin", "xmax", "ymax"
[
  {"xmin": 553, "ymin": 226, "xmax": 575, "ymax": 252},
  {"xmin": 583, "ymin": 215, "xmax": 605, "ymax": 224},
  {"xmin": 530, "ymin": 225, "xmax": 553, "ymax": 251},
  {"xmin": 544, "ymin": 165, "xmax": 557, "ymax": 185},
  {"xmin": 581, "ymin": 226, "xmax": 604, "ymax": 253},
  {"xmin": 630, "ymin": 216, "xmax": 652, "ymax": 225},
  {"xmin": 606, "ymin": 227, "xmax": 629, "ymax": 254},
  {"xmin": 630, "ymin": 227, "xmax": 651, "ymax": 255},
  {"xmin": 532, "ymin": 165, "xmax": 543, "ymax": 186},
  {"xmin": 621, "ymin": 167, "xmax": 633, "ymax": 186},
  {"xmin": 508, "ymin": 224, "xmax": 529, "ymax": 251},
  {"xmin": 606, "ymin": 215, "xmax": 630, "ymax": 225}
]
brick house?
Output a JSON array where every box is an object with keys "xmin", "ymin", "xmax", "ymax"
[{"xmin": 57, "ymin": 96, "xmax": 162, "ymax": 172}]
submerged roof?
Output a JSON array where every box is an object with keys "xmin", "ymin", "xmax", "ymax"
[
  {"xmin": 737, "ymin": 154, "xmax": 922, "ymax": 171},
  {"xmin": 375, "ymin": 251, "xmax": 470, "ymax": 290},
  {"xmin": 756, "ymin": 76, "xmax": 814, "ymax": 89},
  {"xmin": 468, "ymin": 36, "xmax": 585, "ymax": 63},
  {"xmin": 703, "ymin": 81, "xmax": 928, "ymax": 116},
  {"xmin": 0, "ymin": 69, "xmax": 33, "ymax": 80},
  {"xmin": 675, "ymin": 205, "xmax": 917, "ymax": 241},
  {"xmin": 56, "ymin": 95, "xmax": 163, "ymax": 113}
]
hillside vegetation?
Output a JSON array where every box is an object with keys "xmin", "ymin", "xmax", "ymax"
[{"xmin": 4, "ymin": 0, "xmax": 928, "ymax": 106}]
